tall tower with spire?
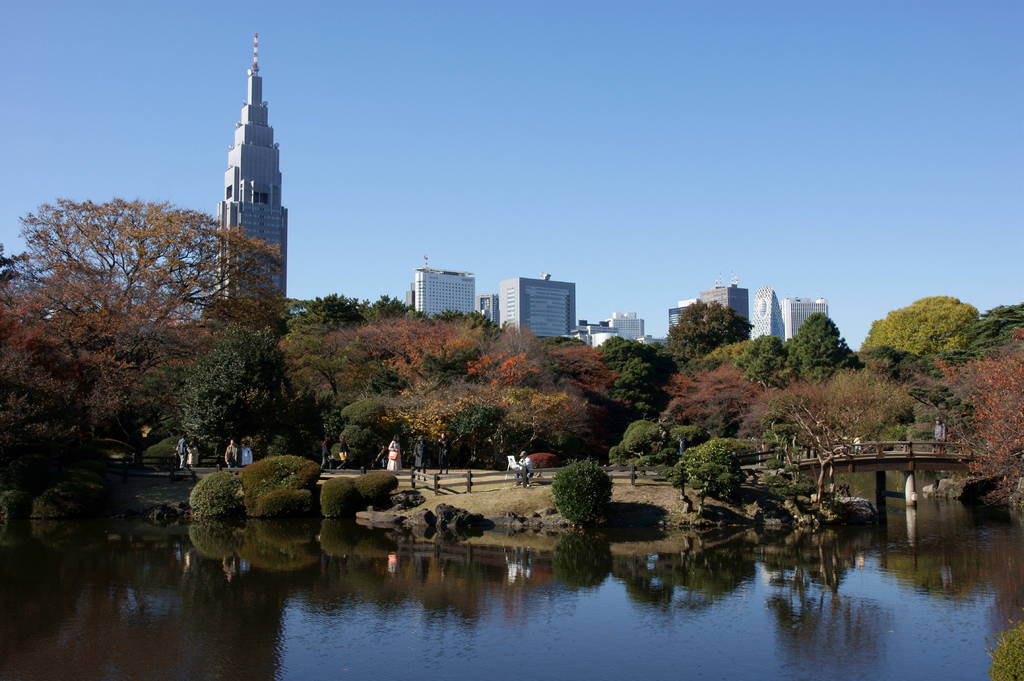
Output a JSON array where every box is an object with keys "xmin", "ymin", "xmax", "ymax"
[{"xmin": 217, "ymin": 33, "xmax": 288, "ymax": 295}]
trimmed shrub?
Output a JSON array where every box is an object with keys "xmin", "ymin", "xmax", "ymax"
[
  {"xmin": 679, "ymin": 438, "xmax": 744, "ymax": 502},
  {"xmin": 248, "ymin": 489, "xmax": 313, "ymax": 518},
  {"xmin": 991, "ymin": 621, "xmax": 1024, "ymax": 681},
  {"xmin": 0, "ymin": 490, "xmax": 33, "ymax": 520},
  {"xmin": 31, "ymin": 477, "xmax": 106, "ymax": 518},
  {"xmin": 552, "ymin": 459, "xmax": 613, "ymax": 525},
  {"xmin": 353, "ymin": 471, "xmax": 398, "ymax": 508},
  {"xmin": 0, "ymin": 455, "xmax": 51, "ymax": 495},
  {"xmin": 670, "ymin": 425, "xmax": 710, "ymax": 449},
  {"xmin": 239, "ymin": 455, "xmax": 320, "ymax": 513},
  {"xmin": 526, "ymin": 453, "xmax": 561, "ymax": 469},
  {"xmin": 190, "ymin": 472, "xmax": 244, "ymax": 518},
  {"xmin": 144, "ymin": 436, "xmax": 180, "ymax": 466},
  {"xmin": 321, "ymin": 478, "xmax": 364, "ymax": 518}
]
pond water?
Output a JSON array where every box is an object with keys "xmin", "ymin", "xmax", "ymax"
[{"xmin": 1, "ymin": 500, "xmax": 1021, "ymax": 681}]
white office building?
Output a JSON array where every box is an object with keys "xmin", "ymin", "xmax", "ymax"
[
  {"xmin": 572, "ymin": 320, "xmax": 621, "ymax": 347},
  {"xmin": 607, "ymin": 312, "xmax": 645, "ymax": 340},
  {"xmin": 413, "ymin": 267, "xmax": 476, "ymax": 316},
  {"xmin": 782, "ymin": 297, "xmax": 830, "ymax": 340},
  {"xmin": 751, "ymin": 287, "xmax": 785, "ymax": 340}
]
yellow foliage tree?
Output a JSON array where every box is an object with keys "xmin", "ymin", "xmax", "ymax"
[{"xmin": 862, "ymin": 296, "xmax": 978, "ymax": 355}]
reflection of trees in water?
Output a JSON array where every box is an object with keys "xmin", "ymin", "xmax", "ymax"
[
  {"xmin": 761, "ymin": 528, "xmax": 892, "ymax": 674},
  {"xmin": 611, "ymin": 531, "xmax": 758, "ymax": 611},
  {"xmin": 553, "ymin": 533, "xmax": 612, "ymax": 588},
  {"xmin": 0, "ymin": 520, "xmax": 288, "ymax": 681}
]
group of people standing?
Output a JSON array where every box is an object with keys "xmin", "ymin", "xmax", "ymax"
[
  {"xmin": 174, "ymin": 437, "xmax": 253, "ymax": 469},
  {"xmin": 375, "ymin": 433, "xmax": 451, "ymax": 474}
]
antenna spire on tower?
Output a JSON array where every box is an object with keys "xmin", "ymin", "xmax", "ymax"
[{"xmin": 252, "ymin": 32, "xmax": 259, "ymax": 72}]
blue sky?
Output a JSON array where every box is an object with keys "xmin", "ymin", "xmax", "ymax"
[{"xmin": 2, "ymin": 1, "xmax": 1021, "ymax": 346}]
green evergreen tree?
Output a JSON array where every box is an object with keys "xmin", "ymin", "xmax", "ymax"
[
  {"xmin": 179, "ymin": 326, "xmax": 287, "ymax": 444},
  {"xmin": 785, "ymin": 313, "xmax": 859, "ymax": 382},
  {"xmin": 735, "ymin": 335, "xmax": 788, "ymax": 387},
  {"xmin": 667, "ymin": 301, "xmax": 752, "ymax": 363}
]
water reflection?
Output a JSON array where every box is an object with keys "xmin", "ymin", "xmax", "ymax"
[{"xmin": 0, "ymin": 501, "xmax": 1021, "ymax": 681}]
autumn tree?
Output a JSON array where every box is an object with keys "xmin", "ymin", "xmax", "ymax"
[
  {"xmin": 663, "ymin": 364, "xmax": 762, "ymax": 437},
  {"xmin": 949, "ymin": 345, "xmax": 1024, "ymax": 503},
  {"xmin": 785, "ymin": 313, "xmax": 859, "ymax": 382},
  {"xmin": 667, "ymin": 301, "xmax": 752, "ymax": 363},
  {"xmin": 765, "ymin": 371, "xmax": 914, "ymax": 500},
  {"xmin": 6, "ymin": 199, "xmax": 280, "ymax": 424},
  {"xmin": 863, "ymin": 296, "xmax": 978, "ymax": 355}
]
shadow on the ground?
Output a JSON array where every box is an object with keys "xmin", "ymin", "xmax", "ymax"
[{"xmin": 605, "ymin": 501, "xmax": 667, "ymax": 528}]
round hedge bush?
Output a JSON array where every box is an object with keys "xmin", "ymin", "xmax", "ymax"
[
  {"xmin": 551, "ymin": 459, "xmax": 612, "ymax": 525},
  {"xmin": 353, "ymin": 471, "xmax": 398, "ymax": 508},
  {"xmin": 321, "ymin": 478, "xmax": 364, "ymax": 517},
  {"xmin": 0, "ymin": 490, "xmax": 33, "ymax": 520},
  {"xmin": 991, "ymin": 621, "xmax": 1024, "ymax": 681},
  {"xmin": 31, "ymin": 477, "xmax": 106, "ymax": 518},
  {"xmin": 680, "ymin": 438, "xmax": 744, "ymax": 501},
  {"xmin": 144, "ymin": 436, "xmax": 180, "ymax": 466},
  {"xmin": 248, "ymin": 489, "xmax": 314, "ymax": 518},
  {"xmin": 239, "ymin": 455, "xmax": 321, "ymax": 513},
  {"xmin": 190, "ymin": 472, "xmax": 244, "ymax": 518}
]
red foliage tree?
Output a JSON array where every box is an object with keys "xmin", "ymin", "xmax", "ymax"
[
  {"xmin": 953, "ymin": 348, "xmax": 1024, "ymax": 502},
  {"xmin": 662, "ymin": 364, "xmax": 762, "ymax": 437}
]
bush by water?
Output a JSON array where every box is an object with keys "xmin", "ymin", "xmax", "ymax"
[
  {"xmin": 551, "ymin": 459, "xmax": 612, "ymax": 525},
  {"xmin": 190, "ymin": 472, "xmax": 244, "ymax": 518}
]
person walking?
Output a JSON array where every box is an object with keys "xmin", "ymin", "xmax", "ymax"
[
  {"xmin": 934, "ymin": 418, "xmax": 948, "ymax": 456},
  {"xmin": 240, "ymin": 440, "xmax": 253, "ymax": 467},
  {"xmin": 186, "ymin": 439, "xmax": 200, "ymax": 469},
  {"xmin": 336, "ymin": 438, "xmax": 350, "ymax": 469},
  {"xmin": 224, "ymin": 439, "xmax": 239, "ymax": 468},
  {"xmin": 516, "ymin": 452, "xmax": 533, "ymax": 488},
  {"xmin": 386, "ymin": 435, "xmax": 402, "ymax": 473},
  {"xmin": 320, "ymin": 437, "xmax": 332, "ymax": 471},
  {"xmin": 175, "ymin": 435, "xmax": 187, "ymax": 470},
  {"xmin": 437, "ymin": 433, "xmax": 450, "ymax": 474},
  {"xmin": 413, "ymin": 435, "xmax": 429, "ymax": 474}
]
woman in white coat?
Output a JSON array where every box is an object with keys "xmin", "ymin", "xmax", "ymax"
[{"xmin": 386, "ymin": 435, "xmax": 402, "ymax": 472}]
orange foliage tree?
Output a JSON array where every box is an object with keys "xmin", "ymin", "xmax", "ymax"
[{"xmin": 6, "ymin": 198, "xmax": 281, "ymax": 424}]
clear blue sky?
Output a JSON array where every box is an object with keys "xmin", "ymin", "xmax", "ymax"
[{"xmin": 2, "ymin": 1, "xmax": 1021, "ymax": 347}]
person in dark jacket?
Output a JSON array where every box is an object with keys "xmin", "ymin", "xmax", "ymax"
[
  {"xmin": 437, "ymin": 433, "xmax": 450, "ymax": 474},
  {"xmin": 414, "ymin": 435, "xmax": 429, "ymax": 473}
]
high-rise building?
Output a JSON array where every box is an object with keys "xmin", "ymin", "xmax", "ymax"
[
  {"xmin": 498, "ymin": 275, "xmax": 576, "ymax": 338},
  {"xmin": 783, "ymin": 297, "xmax": 830, "ymax": 340},
  {"xmin": 699, "ymin": 281, "xmax": 749, "ymax": 319},
  {"xmin": 751, "ymin": 287, "xmax": 784, "ymax": 340},
  {"xmin": 668, "ymin": 298, "xmax": 698, "ymax": 327},
  {"xmin": 217, "ymin": 34, "xmax": 288, "ymax": 294},
  {"xmin": 412, "ymin": 267, "xmax": 475, "ymax": 316},
  {"xmin": 476, "ymin": 293, "xmax": 499, "ymax": 324},
  {"xmin": 607, "ymin": 312, "xmax": 644, "ymax": 340}
]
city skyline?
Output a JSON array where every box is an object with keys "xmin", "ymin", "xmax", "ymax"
[{"xmin": 3, "ymin": 3, "xmax": 1021, "ymax": 348}]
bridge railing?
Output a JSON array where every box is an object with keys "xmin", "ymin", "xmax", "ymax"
[{"xmin": 736, "ymin": 441, "xmax": 970, "ymax": 468}]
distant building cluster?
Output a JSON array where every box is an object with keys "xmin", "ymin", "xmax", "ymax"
[
  {"xmin": 667, "ymin": 278, "xmax": 831, "ymax": 342},
  {"xmin": 217, "ymin": 39, "xmax": 832, "ymax": 345}
]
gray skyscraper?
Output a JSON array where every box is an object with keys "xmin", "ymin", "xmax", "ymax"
[
  {"xmin": 477, "ymin": 293, "xmax": 500, "ymax": 324},
  {"xmin": 217, "ymin": 34, "xmax": 288, "ymax": 295},
  {"xmin": 751, "ymin": 286, "xmax": 784, "ymax": 340},
  {"xmin": 499, "ymin": 275, "xmax": 576, "ymax": 338},
  {"xmin": 699, "ymin": 280, "xmax": 749, "ymax": 319}
]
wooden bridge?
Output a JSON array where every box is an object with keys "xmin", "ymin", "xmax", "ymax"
[{"xmin": 736, "ymin": 441, "xmax": 974, "ymax": 508}]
